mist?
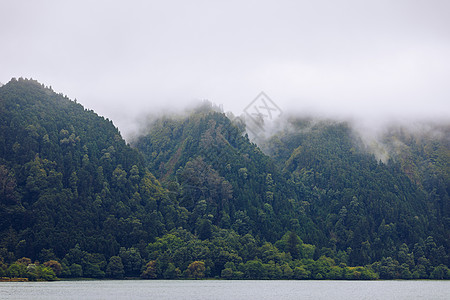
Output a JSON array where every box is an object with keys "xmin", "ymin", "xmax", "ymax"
[{"xmin": 1, "ymin": 0, "xmax": 449, "ymax": 141}]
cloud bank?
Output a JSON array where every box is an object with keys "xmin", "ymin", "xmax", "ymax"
[{"xmin": 1, "ymin": 0, "xmax": 449, "ymax": 138}]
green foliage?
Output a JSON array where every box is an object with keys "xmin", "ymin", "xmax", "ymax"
[
  {"xmin": 0, "ymin": 79, "xmax": 448, "ymax": 280},
  {"xmin": 7, "ymin": 263, "xmax": 26, "ymax": 278},
  {"xmin": 69, "ymin": 264, "xmax": 83, "ymax": 277},
  {"xmin": 141, "ymin": 260, "xmax": 158, "ymax": 279},
  {"xmin": 43, "ymin": 260, "xmax": 62, "ymax": 276},
  {"xmin": 0, "ymin": 78, "xmax": 173, "ymax": 265},
  {"xmin": 2, "ymin": 257, "xmax": 56, "ymax": 280},
  {"xmin": 198, "ymin": 219, "xmax": 212, "ymax": 240},
  {"xmin": 263, "ymin": 118, "xmax": 449, "ymax": 267},
  {"xmin": 37, "ymin": 265, "xmax": 57, "ymax": 281},
  {"xmin": 286, "ymin": 231, "xmax": 302, "ymax": 259},
  {"xmin": 106, "ymin": 256, "xmax": 124, "ymax": 279},
  {"xmin": 186, "ymin": 261, "xmax": 206, "ymax": 279},
  {"xmin": 136, "ymin": 229, "xmax": 383, "ymax": 280},
  {"xmin": 119, "ymin": 247, "xmax": 143, "ymax": 277},
  {"xmin": 134, "ymin": 109, "xmax": 303, "ymax": 242}
]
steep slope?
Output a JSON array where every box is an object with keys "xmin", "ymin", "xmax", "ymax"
[
  {"xmin": 381, "ymin": 125, "xmax": 450, "ymax": 250},
  {"xmin": 133, "ymin": 103, "xmax": 321, "ymax": 243},
  {"xmin": 134, "ymin": 106, "xmax": 449, "ymax": 268},
  {"xmin": 262, "ymin": 118, "xmax": 448, "ymax": 266},
  {"xmin": 0, "ymin": 78, "xmax": 178, "ymax": 263},
  {"xmin": 0, "ymin": 80, "xmax": 447, "ymax": 280}
]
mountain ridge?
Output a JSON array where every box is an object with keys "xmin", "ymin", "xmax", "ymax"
[{"xmin": 0, "ymin": 78, "xmax": 448, "ymax": 280}]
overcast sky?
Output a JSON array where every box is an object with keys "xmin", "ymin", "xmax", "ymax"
[{"xmin": 1, "ymin": 0, "xmax": 449, "ymax": 138}]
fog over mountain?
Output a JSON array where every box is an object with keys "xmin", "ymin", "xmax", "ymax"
[{"xmin": 1, "ymin": 0, "xmax": 449, "ymax": 139}]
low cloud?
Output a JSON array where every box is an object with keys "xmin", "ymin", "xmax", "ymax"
[{"xmin": 1, "ymin": 1, "xmax": 449, "ymax": 141}]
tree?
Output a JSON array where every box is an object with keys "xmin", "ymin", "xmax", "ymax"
[
  {"xmin": 430, "ymin": 265, "xmax": 450, "ymax": 279},
  {"xmin": 186, "ymin": 261, "xmax": 206, "ymax": 279},
  {"xmin": 38, "ymin": 266, "xmax": 57, "ymax": 281},
  {"xmin": 106, "ymin": 256, "xmax": 124, "ymax": 279},
  {"xmin": 281, "ymin": 263, "xmax": 294, "ymax": 279},
  {"xmin": 294, "ymin": 265, "xmax": 311, "ymax": 279},
  {"xmin": 44, "ymin": 260, "xmax": 62, "ymax": 276},
  {"xmin": 7, "ymin": 263, "xmax": 26, "ymax": 278},
  {"xmin": 198, "ymin": 219, "xmax": 212, "ymax": 240},
  {"xmin": 287, "ymin": 231, "xmax": 301, "ymax": 259},
  {"xmin": 163, "ymin": 263, "xmax": 179, "ymax": 279},
  {"xmin": 83, "ymin": 262, "xmax": 105, "ymax": 278},
  {"xmin": 0, "ymin": 165, "xmax": 18, "ymax": 204},
  {"xmin": 141, "ymin": 260, "xmax": 158, "ymax": 279},
  {"xmin": 221, "ymin": 267, "xmax": 233, "ymax": 279},
  {"xmin": 243, "ymin": 260, "xmax": 265, "ymax": 279},
  {"xmin": 39, "ymin": 249, "xmax": 57, "ymax": 262},
  {"xmin": 119, "ymin": 247, "xmax": 143, "ymax": 277},
  {"xmin": 16, "ymin": 257, "xmax": 32, "ymax": 266},
  {"xmin": 70, "ymin": 264, "xmax": 83, "ymax": 277},
  {"xmin": 378, "ymin": 257, "xmax": 399, "ymax": 279}
]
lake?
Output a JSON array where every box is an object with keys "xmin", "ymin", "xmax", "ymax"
[{"xmin": 1, "ymin": 280, "xmax": 449, "ymax": 299}]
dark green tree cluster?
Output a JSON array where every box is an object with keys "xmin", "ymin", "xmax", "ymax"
[
  {"xmin": 260, "ymin": 118, "xmax": 449, "ymax": 269},
  {"xmin": 134, "ymin": 106, "xmax": 320, "ymax": 243},
  {"xmin": 380, "ymin": 125, "xmax": 449, "ymax": 248},
  {"xmin": 0, "ymin": 79, "xmax": 178, "ymax": 275},
  {"xmin": 135, "ymin": 107, "xmax": 449, "ymax": 276},
  {"xmin": 0, "ymin": 79, "xmax": 448, "ymax": 280},
  {"xmin": 139, "ymin": 228, "xmax": 381, "ymax": 280}
]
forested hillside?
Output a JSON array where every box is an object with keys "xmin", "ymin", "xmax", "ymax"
[
  {"xmin": 0, "ymin": 78, "xmax": 178, "ymax": 279},
  {"xmin": 0, "ymin": 79, "xmax": 448, "ymax": 280},
  {"xmin": 135, "ymin": 106, "xmax": 449, "ymax": 279},
  {"xmin": 133, "ymin": 104, "xmax": 321, "ymax": 243},
  {"xmin": 261, "ymin": 119, "xmax": 449, "ymax": 266}
]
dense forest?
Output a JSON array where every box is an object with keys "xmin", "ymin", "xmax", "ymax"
[{"xmin": 0, "ymin": 78, "xmax": 448, "ymax": 280}]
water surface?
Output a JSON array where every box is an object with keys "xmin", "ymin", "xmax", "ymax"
[{"xmin": 1, "ymin": 280, "xmax": 449, "ymax": 300}]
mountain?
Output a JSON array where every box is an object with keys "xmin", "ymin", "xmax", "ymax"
[
  {"xmin": 0, "ymin": 78, "xmax": 179, "ymax": 278},
  {"xmin": 133, "ymin": 103, "xmax": 322, "ymax": 243},
  {"xmin": 134, "ymin": 106, "xmax": 449, "ymax": 277},
  {"xmin": 261, "ymin": 118, "xmax": 449, "ymax": 266},
  {"xmin": 0, "ymin": 79, "xmax": 448, "ymax": 280}
]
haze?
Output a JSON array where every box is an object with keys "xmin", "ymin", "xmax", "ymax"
[{"xmin": 1, "ymin": 0, "xmax": 449, "ymax": 139}]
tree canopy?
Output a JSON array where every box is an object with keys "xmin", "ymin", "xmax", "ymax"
[{"xmin": 0, "ymin": 78, "xmax": 448, "ymax": 280}]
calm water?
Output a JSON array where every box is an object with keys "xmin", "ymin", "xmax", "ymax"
[{"xmin": 0, "ymin": 280, "xmax": 449, "ymax": 300}]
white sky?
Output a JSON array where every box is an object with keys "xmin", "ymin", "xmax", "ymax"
[{"xmin": 1, "ymin": 0, "xmax": 449, "ymax": 138}]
